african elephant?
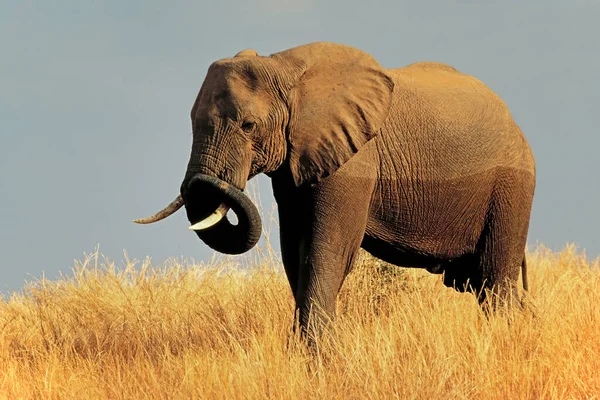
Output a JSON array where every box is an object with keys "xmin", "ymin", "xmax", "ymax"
[{"xmin": 135, "ymin": 42, "xmax": 536, "ymax": 340}]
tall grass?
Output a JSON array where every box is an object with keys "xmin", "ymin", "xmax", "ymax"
[{"xmin": 0, "ymin": 244, "xmax": 598, "ymax": 399}]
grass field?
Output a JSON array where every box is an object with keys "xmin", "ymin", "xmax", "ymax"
[{"xmin": 0, "ymin": 244, "xmax": 598, "ymax": 399}]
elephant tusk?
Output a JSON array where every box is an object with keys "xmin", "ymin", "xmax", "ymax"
[
  {"xmin": 189, "ymin": 203, "xmax": 230, "ymax": 230},
  {"xmin": 133, "ymin": 195, "xmax": 184, "ymax": 224}
]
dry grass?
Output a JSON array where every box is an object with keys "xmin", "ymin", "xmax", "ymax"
[{"xmin": 1, "ymin": 244, "xmax": 599, "ymax": 399}]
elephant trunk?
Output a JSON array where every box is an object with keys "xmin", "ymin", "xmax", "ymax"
[{"xmin": 181, "ymin": 174, "xmax": 262, "ymax": 255}]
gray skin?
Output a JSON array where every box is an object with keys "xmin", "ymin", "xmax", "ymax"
[{"xmin": 139, "ymin": 42, "xmax": 535, "ymax": 340}]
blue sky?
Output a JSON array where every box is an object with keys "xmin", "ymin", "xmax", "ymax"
[{"xmin": 1, "ymin": 0, "xmax": 599, "ymax": 293}]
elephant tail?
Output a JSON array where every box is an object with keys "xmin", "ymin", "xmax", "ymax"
[{"xmin": 521, "ymin": 255, "xmax": 529, "ymax": 292}]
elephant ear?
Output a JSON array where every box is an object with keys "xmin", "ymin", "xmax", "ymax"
[{"xmin": 273, "ymin": 42, "xmax": 395, "ymax": 187}]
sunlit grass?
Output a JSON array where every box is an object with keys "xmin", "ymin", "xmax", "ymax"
[{"xmin": 0, "ymin": 244, "xmax": 598, "ymax": 399}]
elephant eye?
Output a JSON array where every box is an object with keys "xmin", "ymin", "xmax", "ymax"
[{"xmin": 241, "ymin": 120, "xmax": 256, "ymax": 132}]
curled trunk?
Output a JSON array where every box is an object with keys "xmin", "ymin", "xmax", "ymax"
[{"xmin": 182, "ymin": 174, "xmax": 262, "ymax": 255}]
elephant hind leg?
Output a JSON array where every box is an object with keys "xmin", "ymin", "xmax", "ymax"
[
  {"xmin": 476, "ymin": 173, "xmax": 534, "ymax": 309},
  {"xmin": 442, "ymin": 253, "xmax": 484, "ymax": 294},
  {"xmin": 440, "ymin": 233, "xmax": 519, "ymax": 307}
]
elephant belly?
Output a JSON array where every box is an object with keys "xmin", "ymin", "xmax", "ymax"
[
  {"xmin": 364, "ymin": 172, "xmax": 495, "ymax": 268},
  {"xmin": 361, "ymin": 235, "xmax": 453, "ymax": 270}
]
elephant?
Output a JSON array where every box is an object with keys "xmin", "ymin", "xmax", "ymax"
[{"xmin": 134, "ymin": 42, "xmax": 536, "ymax": 341}]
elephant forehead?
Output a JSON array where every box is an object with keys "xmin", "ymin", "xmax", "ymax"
[
  {"xmin": 198, "ymin": 73, "xmax": 274, "ymax": 120},
  {"xmin": 199, "ymin": 90, "xmax": 270, "ymax": 121},
  {"xmin": 209, "ymin": 58, "xmax": 274, "ymax": 92}
]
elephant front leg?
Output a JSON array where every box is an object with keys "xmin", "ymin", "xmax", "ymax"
[
  {"xmin": 272, "ymin": 174, "xmax": 308, "ymax": 301},
  {"xmin": 295, "ymin": 179, "xmax": 374, "ymax": 344},
  {"xmin": 296, "ymin": 247, "xmax": 357, "ymax": 342}
]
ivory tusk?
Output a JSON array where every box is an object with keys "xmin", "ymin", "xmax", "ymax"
[
  {"xmin": 133, "ymin": 195, "xmax": 184, "ymax": 224},
  {"xmin": 188, "ymin": 203, "xmax": 230, "ymax": 230}
]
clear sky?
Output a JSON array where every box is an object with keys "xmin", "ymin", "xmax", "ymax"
[{"xmin": 1, "ymin": 1, "xmax": 599, "ymax": 293}]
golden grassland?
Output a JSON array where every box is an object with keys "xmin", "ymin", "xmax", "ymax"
[{"xmin": 0, "ymin": 245, "xmax": 599, "ymax": 399}]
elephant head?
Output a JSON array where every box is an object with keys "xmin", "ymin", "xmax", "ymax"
[{"xmin": 134, "ymin": 42, "xmax": 395, "ymax": 254}]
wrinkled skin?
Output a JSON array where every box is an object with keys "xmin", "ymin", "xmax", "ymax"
[{"xmin": 141, "ymin": 42, "xmax": 535, "ymax": 341}]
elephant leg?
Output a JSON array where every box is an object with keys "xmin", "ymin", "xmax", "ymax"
[
  {"xmin": 278, "ymin": 216, "xmax": 301, "ymax": 301},
  {"xmin": 477, "ymin": 176, "xmax": 533, "ymax": 309},
  {"xmin": 272, "ymin": 175, "xmax": 309, "ymax": 301},
  {"xmin": 442, "ymin": 252, "xmax": 483, "ymax": 294},
  {"xmin": 295, "ymin": 178, "xmax": 375, "ymax": 343},
  {"xmin": 276, "ymin": 200, "xmax": 309, "ymax": 343}
]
